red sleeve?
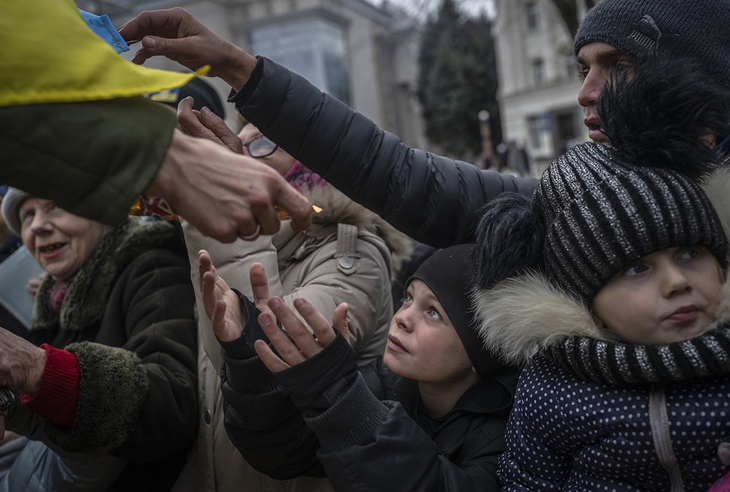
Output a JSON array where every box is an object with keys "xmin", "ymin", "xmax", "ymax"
[{"xmin": 20, "ymin": 343, "xmax": 80, "ymax": 427}]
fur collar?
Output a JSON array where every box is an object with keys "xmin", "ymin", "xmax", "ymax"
[
  {"xmin": 473, "ymin": 271, "xmax": 730, "ymax": 364},
  {"xmin": 32, "ymin": 218, "xmax": 176, "ymax": 332},
  {"xmin": 281, "ymin": 184, "xmax": 413, "ymax": 273}
]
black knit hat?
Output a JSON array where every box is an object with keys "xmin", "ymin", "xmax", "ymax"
[
  {"xmin": 574, "ymin": 0, "xmax": 730, "ymax": 92},
  {"xmin": 408, "ymin": 244, "xmax": 518, "ymax": 381},
  {"xmin": 474, "ymin": 56, "xmax": 730, "ymax": 302}
]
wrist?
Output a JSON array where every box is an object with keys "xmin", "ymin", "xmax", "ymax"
[
  {"xmin": 220, "ymin": 48, "xmax": 258, "ymax": 92},
  {"xmin": 24, "ymin": 345, "xmax": 47, "ymax": 396}
]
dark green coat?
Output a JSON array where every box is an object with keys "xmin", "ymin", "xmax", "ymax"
[{"xmin": 6, "ymin": 218, "xmax": 198, "ymax": 490}]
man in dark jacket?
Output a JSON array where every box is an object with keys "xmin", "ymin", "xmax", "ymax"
[{"xmin": 118, "ymin": 0, "xmax": 730, "ymax": 246}]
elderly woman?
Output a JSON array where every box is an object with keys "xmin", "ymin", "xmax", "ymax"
[{"xmin": 0, "ymin": 188, "xmax": 198, "ymax": 491}]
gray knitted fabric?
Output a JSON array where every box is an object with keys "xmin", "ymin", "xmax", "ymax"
[
  {"xmin": 533, "ymin": 142, "xmax": 729, "ymax": 301},
  {"xmin": 574, "ymin": 0, "xmax": 730, "ymax": 92}
]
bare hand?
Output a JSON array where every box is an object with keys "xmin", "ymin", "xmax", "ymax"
[
  {"xmin": 177, "ymin": 97, "xmax": 243, "ymax": 154},
  {"xmin": 254, "ymin": 297, "xmax": 349, "ymax": 372},
  {"xmin": 27, "ymin": 273, "xmax": 47, "ymax": 300},
  {"xmin": 118, "ymin": 7, "xmax": 256, "ymax": 91},
  {"xmin": 0, "ymin": 328, "xmax": 46, "ymax": 395},
  {"xmin": 199, "ymin": 250, "xmax": 243, "ymax": 342},
  {"xmin": 146, "ymin": 129, "xmax": 312, "ymax": 242}
]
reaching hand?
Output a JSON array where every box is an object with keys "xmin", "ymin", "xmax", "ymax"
[
  {"xmin": 146, "ymin": 129, "xmax": 312, "ymax": 241},
  {"xmin": 254, "ymin": 297, "xmax": 349, "ymax": 372},
  {"xmin": 0, "ymin": 328, "xmax": 46, "ymax": 395},
  {"xmin": 199, "ymin": 249, "xmax": 244, "ymax": 342},
  {"xmin": 176, "ymin": 96, "xmax": 243, "ymax": 154},
  {"xmin": 118, "ymin": 7, "xmax": 256, "ymax": 91}
]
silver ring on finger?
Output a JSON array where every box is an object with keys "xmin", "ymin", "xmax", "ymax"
[{"xmin": 239, "ymin": 224, "xmax": 261, "ymax": 241}]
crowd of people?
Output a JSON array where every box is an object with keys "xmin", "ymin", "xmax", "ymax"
[{"xmin": 0, "ymin": 0, "xmax": 729, "ymax": 490}]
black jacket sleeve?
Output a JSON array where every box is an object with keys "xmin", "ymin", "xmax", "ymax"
[{"xmin": 231, "ymin": 57, "xmax": 538, "ymax": 247}]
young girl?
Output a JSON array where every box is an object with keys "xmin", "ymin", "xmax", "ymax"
[
  {"xmin": 198, "ymin": 244, "xmax": 520, "ymax": 491},
  {"xmin": 471, "ymin": 58, "xmax": 730, "ymax": 491}
]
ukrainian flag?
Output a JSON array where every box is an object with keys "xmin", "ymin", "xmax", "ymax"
[{"xmin": 0, "ymin": 0, "xmax": 197, "ymax": 106}]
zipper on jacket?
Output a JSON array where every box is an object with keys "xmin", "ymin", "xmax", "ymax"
[{"xmin": 648, "ymin": 384, "xmax": 685, "ymax": 492}]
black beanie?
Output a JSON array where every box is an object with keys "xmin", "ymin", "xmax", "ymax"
[
  {"xmin": 407, "ymin": 244, "xmax": 518, "ymax": 381},
  {"xmin": 149, "ymin": 77, "xmax": 226, "ymax": 119},
  {"xmin": 574, "ymin": 0, "xmax": 730, "ymax": 93}
]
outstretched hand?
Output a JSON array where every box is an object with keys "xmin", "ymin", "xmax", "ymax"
[
  {"xmin": 146, "ymin": 129, "xmax": 312, "ymax": 241},
  {"xmin": 118, "ymin": 7, "xmax": 256, "ymax": 91},
  {"xmin": 254, "ymin": 298, "xmax": 349, "ymax": 373},
  {"xmin": 176, "ymin": 97, "xmax": 243, "ymax": 154},
  {"xmin": 199, "ymin": 249, "xmax": 243, "ymax": 342}
]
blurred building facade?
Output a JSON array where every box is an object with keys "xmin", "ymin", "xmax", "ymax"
[
  {"xmin": 78, "ymin": 0, "xmax": 429, "ymax": 148},
  {"xmin": 493, "ymin": 0, "xmax": 589, "ymax": 174}
]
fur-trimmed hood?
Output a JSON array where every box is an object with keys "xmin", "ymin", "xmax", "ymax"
[
  {"xmin": 474, "ymin": 169, "xmax": 730, "ymax": 365},
  {"xmin": 282, "ymin": 184, "xmax": 413, "ymax": 273},
  {"xmin": 33, "ymin": 217, "xmax": 179, "ymax": 331}
]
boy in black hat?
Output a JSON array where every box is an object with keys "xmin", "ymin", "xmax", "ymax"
[{"xmin": 199, "ymin": 244, "xmax": 519, "ymax": 491}]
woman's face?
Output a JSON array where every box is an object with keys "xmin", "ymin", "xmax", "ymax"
[{"xmin": 19, "ymin": 198, "xmax": 110, "ymax": 282}]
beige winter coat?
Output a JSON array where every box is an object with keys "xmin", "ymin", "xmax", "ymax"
[{"xmin": 174, "ymin": 185, "xmax": 411, "ymax": 492}]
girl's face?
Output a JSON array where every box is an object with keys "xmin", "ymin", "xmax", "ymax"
[
  {"xmin": 383, "ymin": 280, "xmax": 475, "ymax": 384},
  {"xmin": 592, "ymin": 245, "xmax": 723, "ymax": 345}
]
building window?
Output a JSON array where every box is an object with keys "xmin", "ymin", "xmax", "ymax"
[
  {"xmin": 250, "ymin": 15, "xmax": 352, "ymax": 105},
  {"xmin": 527, "ymin": 115, "xmax": 542, "ymax": 150},
  {"xmin": 532, "ymin": 59, "xmax": 544, "ymax": 86},
  {"xmin": 526, "ymin": 2, "xmax": 539, "ymax": 31}
]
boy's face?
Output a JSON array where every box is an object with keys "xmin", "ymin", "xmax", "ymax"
[
  {"xmin": 592, "ymin": 246, "xmax": 723, "ymax": 344},
  {"xmin": 577, "ymin": 42, "xmax": 635, "ymax": 144},
  {"xmin": 383, "ymin": 280, "xmax": 474, "ymax": 384}
]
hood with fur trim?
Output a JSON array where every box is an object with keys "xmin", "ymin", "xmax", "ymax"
[{"xmin": 474, "ymin": 170, "xmax": 730, "ymax": 366}]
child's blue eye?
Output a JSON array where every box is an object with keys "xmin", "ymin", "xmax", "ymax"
[
  {"xmin": 678, "ymin": 247, "xmax": 701, "ymax": 260},
  {"xmin": 402, "ymin": 294, "xmax": 413, "ymax": 305},
  {"xmin": 623, "ymin": 263, "xmax": 648, "ymax": 276},
  {"xmin": 427, "ymin": 308, "xmax": 442, "ymax": 320}
]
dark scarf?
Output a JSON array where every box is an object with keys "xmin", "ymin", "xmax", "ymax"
[{"xmin": 547, "ymin": 327, "xmax": 730, "ymax": 385}]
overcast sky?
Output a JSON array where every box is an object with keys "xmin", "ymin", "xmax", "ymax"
[{"xmin": 367, "ymin": 0, "xmax": 495, "ymax": 20}]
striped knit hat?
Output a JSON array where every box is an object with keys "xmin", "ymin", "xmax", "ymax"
[{"xmin": 534, "ymin": 142, "xmax": 729, "ymax": 301}]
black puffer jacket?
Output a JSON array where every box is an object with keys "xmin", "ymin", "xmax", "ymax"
[
  {"xmin": 219, "ymin": 297, "xmax": 514, "ymax": 491},
  {"xmin": 230, "ymin": 58, "xmax": 538, "ymax": 247}
]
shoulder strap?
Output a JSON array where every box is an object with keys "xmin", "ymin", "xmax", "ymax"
[{"xmin": 334, "ymin": 223, "xmax": 360, "ymax": 275}]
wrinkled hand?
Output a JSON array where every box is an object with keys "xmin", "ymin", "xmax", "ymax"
[
  {"xmin": 118, "ymin": 7, "xmax": 256, "ymax": 91},
  {"xmin": 177, "ymin": 97, "xmax": 243, "ymax": 154},
  {"xmin": 199, "ymin": 250, "xmax": 244, "ymax": 342},
  {"xmin": 254, "ymin": 297, "xmax": 349, "ymax": 372},
  {"xmin": 26, "ymin": 273, "xmax": 47, "ymax": 300},
  {"xmin": 0, "ymin": 329, "xmax": 46, "ymax": 395},
  {"xmin": 147, "ymin": 129, "xmax": 312, "ymax": 242}
]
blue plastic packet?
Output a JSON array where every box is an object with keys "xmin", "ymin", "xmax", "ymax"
[{"xmin": 79, "ymin": 9, "xmax": 129, "ymax": 54}]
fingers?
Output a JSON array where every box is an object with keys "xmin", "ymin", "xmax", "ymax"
[
  {"xmin": 274, "ymin": 184, "xmax": 313, "ymax": 232},
  {"xmin": 267, "ymin": 297, "xmax": 335, "ymax": 355},
  {"xmin": 249, "ymin": 263, "xmax": 273, "ymax": 314},
  {"xmin": 253, "ymin": 339, "xmax": 290, "ymax": 373},
  {"xmin": 256, "ymin": 310, "xmax": 304, "ymax": 368},
  {"xmin": 198, "ymin": 107, "xmax": 244, "ymax": 154},
  {"xmin": 177, "ymin": 97, "xmax": 222, "ymax": 144},
  {"xmin": 332, "ymin": 303, "xmax": 351, "ymax": 345}
]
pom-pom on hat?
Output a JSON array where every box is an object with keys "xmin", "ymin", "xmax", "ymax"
[{"xmin": 407, "ymin": 244, "xmax": 519, "ymax": 382}]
